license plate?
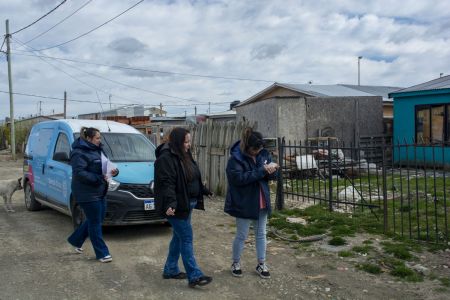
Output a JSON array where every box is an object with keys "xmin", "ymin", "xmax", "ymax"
[{"xmin": 144, "ymin": 199, "xmax": 155, "ymax": 211}]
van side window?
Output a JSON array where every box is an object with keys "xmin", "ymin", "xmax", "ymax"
[
  {"xmin": 34, "ymin": 128, "xmax": 54, "ymax": 157},
  {"xmin": 54, "ymin": 133, "xmax": 70, "ymax": 161}
]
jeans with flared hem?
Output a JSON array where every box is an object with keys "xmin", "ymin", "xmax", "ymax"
[
  {"xmin": 163, "ymin": 200, "xmax": 204, "ymax": 282},
  {"xmin": 232, "ymin": 209, "xmax": 268, "ymax": 263},
  {"xmin": 67, "ymin": 198, "xmax": 110, "ymax": 259}
]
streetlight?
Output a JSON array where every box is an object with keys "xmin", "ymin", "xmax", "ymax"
[{"xmin": 358, "ymin": 56, "xmax": 363, "ymax": 86}]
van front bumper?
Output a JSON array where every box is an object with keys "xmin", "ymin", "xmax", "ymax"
[{"xmin": 104, "ymin": 190, "xmax": 165, "ymax": 225}]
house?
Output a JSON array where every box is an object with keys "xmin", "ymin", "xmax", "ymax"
[
  {"xmin": 235, "ymin": 82, "xmax": 386, "ymax": 146},
  {"xmin": 389, "ymin": 75, "xmax": 450, "ymax": 166}
]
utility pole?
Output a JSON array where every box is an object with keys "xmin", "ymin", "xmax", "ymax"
[
  {"xmin": 109, "ymin": 94, "xmax": 112, "ymax": 110},
  {"xmin": 159, "ymin": 102, "xmax": 163, "ymax": 116},
  {"xmin": 194, "ymin": 106, "xmax": 197, "ymax": 116},
  {"xmin": 63, "ymin": 91, "xmax": 67, "ymax": 118},
  {"xmin": 39, "ymin": 101, "xmax": 42, "ymax": 116},
  {"xmin": 5, "ymin": 20, "xmax": 15, "ymax": 160},
  {"xmin": 208, "ymin": 101, "xmax": 211, "ymax": 115},
  {"xmin": 358, "ymin": 56, "xmax": 362, "ymax": 86}
]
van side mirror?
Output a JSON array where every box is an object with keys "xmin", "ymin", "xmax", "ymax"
[{"xmin": 53, "ymin": 152, "xmax": 70, "ymax": 162}]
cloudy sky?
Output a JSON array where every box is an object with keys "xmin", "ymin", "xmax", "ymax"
[{"xmin": 1, "ymin": 0, "xmax": 450, "ymax": 119}]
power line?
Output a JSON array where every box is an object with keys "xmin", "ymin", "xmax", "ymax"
[
  {"xmin": 13, "ymin": 36, "xmax": 208, "ymax": 104},
  {"xmin": 32, "ymin": 0, "xmax": 144, "ymax": 51},
  {"xmin": 0, "ymin": 90, "xmax": 230, "ymax": 107},
  {"xmin": 23, "ymin": 0, "xmax": 93, "ymax": 45},
  {"xmin": 12, "ymin": 50, "xmax": 274, "ymax": 83},
  {"xmin": 0, "ymin": 36, "xmax": 5, "ymax": 53},
  {"xmin": 10, "ymin": 0, "xmax": 68, "ymax": 35}
]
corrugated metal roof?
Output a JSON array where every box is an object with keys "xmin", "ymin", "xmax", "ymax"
[
  {"xmin": 280, "ymin": 83, "xmax": 374, "ymax": 97},
  {"xmin": 391, "ymin": 75, "xmax": 450, "ymax": 94},
  {"xmin": 340, "ymin": 84, "xmax": 402, "ymax": 101}
]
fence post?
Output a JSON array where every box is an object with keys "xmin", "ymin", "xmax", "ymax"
[
  {"xmin": 328, "ymin": 138, "xmax": 333, "ymax": 212},
  {"xmin": 276, "ymin": 137, "xmax": 285, "ymax": 210},
  {"xmin": 382, "ymin": 137, "xmax": 389, "ymax": 233}
]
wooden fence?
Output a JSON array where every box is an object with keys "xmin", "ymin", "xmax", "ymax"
[{"xmin": 190, "ymin": 120, "xmax": 253, "ymax": 195}]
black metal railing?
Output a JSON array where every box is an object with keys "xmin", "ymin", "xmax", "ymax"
[{"xmin": 276, "ymin": 137, "xmax": 450, "ymax": 244}]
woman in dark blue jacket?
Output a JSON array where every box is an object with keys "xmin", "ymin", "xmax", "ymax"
[
  {"xmin": 67, "ymin": 127, "xmax": 118, "ymax": 263},
  {"xmin": 225, "ymin": 128, "xmax": 278, "ymax": 279}
]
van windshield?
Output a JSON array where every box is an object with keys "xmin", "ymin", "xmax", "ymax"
[{"xmin": 74, "ymin": 133, "xmax": 156, "ymax": 162}]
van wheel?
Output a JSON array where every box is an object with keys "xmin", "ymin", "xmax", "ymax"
[
  {"xmin": 24, "ymin": 181, "xmax": 42, "ymax": 211},
  {"xmin": 71, "ymin": 203, "xmax": 85, "ymax": 229}
]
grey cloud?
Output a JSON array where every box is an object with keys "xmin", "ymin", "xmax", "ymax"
[
  {"xmin": 108, "ymin": 37, "xmax": 148, "ymax": 54},
  {"xmin": 251, "ymin": 44, "xmax": 285, "ymax": 60}
]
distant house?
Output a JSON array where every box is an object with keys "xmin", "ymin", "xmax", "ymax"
[
  {"xmin": 236, "ymin": 82, "xmax": 386, "ymax": 146},
  {"xmin": 389, "ymin": 75, "xmax": 450, "ymax": 165},
  {"xmin": 207, "ymin": 110, "xmax": 236, "ymax": 123}
]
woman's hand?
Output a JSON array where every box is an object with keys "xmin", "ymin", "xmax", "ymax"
[
  {"xmin": 264, "ymin": 162, "xmax": 279, "ymax": 174},
  {"xmin": 110, "ymin": 168, "xmax": 119, "ymax": 177},
  {"xmin": 166, "ymin": 207, "xmax": 176, "ymax": 216}
]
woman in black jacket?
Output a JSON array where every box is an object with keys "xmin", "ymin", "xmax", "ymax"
[
  {"xmin": 67, "ymin": 127, "xmax": 118, "ymax": 263},
  {"xmin": 154, "ymin": 127, "xmax": 212, "ymax": 288},
  {"xmin": 225, "ymin": 127, "xmax": 278, "ymax": 279}
]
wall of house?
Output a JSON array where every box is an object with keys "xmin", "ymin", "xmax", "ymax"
[
  {"xmin": 393, "ymin": 92, "xmax": 450, "ymax": 165},
  {"xmin": 235, "ymin": 98, "xmax": 278, "ymax": 137},
  {"xmin": 305, "ymin": 96, "xmax": 383, "ymax": 146},
  {"xmin": 276, "ymin": 97, "xmax": 307, "ymax": 141}
]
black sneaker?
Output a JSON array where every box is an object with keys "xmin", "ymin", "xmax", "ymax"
[
  {"xmin": 256, "ymin": 263, "xmax": 270, "ymax": 279},
  {"xmin": 162, "ymin": 272, "xmax": 187, "ymax": 279},
  {"xmin": 188, "ymin": 276, "xmax": 213, "ymax": 288},
  {"xmin": 231, "ymin": 262, "xmax": 243, "ymax": 277}
]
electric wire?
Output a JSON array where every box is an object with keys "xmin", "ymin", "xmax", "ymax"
[
  {"xmin": 0, "ymin": 90, "xmax": 230, "ymax": 107},
  {"xmin": 32, "ymin": 0, "xmax": 144, "ymax": 51},
  {"xmin": 13, "ymin": 37, "xmax": 211, "ymax": 104},
  {"xmin": 10, "ymin": 0, "xmax": 68, "ymax": 35},
  {"xmin": 23, "ymin": 0, "xmax": 93, "ymax": 45},
  {"xmin": 12, "ymin": 51, "xmax": 274, "ymax": 83}
]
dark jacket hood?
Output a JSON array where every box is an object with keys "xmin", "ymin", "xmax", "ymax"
[
  {"xmin": 155, "ymin": 143, "xmax": 171, "ymax": 158},
  {"xmin": 72, "ymin": 137, "xmax": 102, "ymax": 152}
]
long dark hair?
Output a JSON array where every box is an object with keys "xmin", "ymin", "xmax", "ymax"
[
  {"xmin": 240, "ymin": 127, "xmax": 264, "ymax": 154},
  {"xmin": 80, "ymin": 127, "xmax": 100, "ymax": 141},
  {"xmin": 169, "ymin": 127, "xmax": 195, "ymax": 181}
]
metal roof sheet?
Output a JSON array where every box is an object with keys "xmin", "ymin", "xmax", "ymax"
[
  {"xmin": 339, "ymin": 84, "xmax": 402, "ymax": 100},
  {"xmin": 391, "ymin": 75, "xmax": 450, "ymax": 94}
]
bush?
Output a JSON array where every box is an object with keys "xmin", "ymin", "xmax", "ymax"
[{"xmin": 328, "ymin": 236, "xmax": 346, "ymax": 246}]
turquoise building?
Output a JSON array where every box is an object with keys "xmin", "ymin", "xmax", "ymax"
[{"xmin": 389, "ymin": 75, "xmax": 450, "ymax": 166}]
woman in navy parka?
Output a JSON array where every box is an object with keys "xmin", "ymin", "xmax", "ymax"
[
  {"xmin": 225, "ymin": 127, "xmax": 279, "ymax": 279},
  {"xmin": 67, "ymin": 127, "xmax": 118, "ymax": 263}
]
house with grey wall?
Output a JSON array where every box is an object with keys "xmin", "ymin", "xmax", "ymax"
[{"xmin": 236, "ymin": 83, "xmax": 386, "ymax": 146}]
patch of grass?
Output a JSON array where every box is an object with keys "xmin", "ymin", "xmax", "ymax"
[
  {"xmin": 328, "ymin": 236, "xmax": 346, "ymax": 246},
  {"xmin": 338, "ymin": 250, "xmax": 354, "ymax": 257},
  {"xmin": 363, "ymin": 239, "xmax": 374, "ymax": 245},
  {"xmin": 390, "ymin": 265, "xmax": 423, "ymax": 282},
  {"xmin": 352, "ymin": 245, "xmax": 373, "ymax": 254},
  {"xmin": 358, "ymin": 263, "xmax": 382, "ymax": 274},
  {"xmin": 381, "ymin": 242, "xmax": 414, "ymax": 260},
  {"xmin": 439, "ymin": 277, "xmax": 450, "ymax": 287}
]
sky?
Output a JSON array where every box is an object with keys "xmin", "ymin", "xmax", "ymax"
[{"xmin": 1, "ymin": 0, "xmax": 450, "ymax": 119}]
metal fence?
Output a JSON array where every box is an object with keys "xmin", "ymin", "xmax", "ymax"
[{"xmin": 276, "ymin": 137, "xmax": 449, "ymax": 244}]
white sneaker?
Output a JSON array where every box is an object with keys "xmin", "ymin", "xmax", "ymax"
[
  {"xmin": 99, "ymin": 255, "xmax": 112, "ymax": 263},
  {"xmin": 74, "ymin": 247, "xmax": 83, "ymax": 254}
]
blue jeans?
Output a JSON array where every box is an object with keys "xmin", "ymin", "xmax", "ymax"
[
  {"xmin": 232, "ymin": 209, "xmax": 268, "ymax": 263},
  {"xmin": 67, "ymin": 198, "xmax": 110, "ymax": 259},
  {"xmin": 163, "ymin": 200, "xmax": 204, "ymax": 283}
]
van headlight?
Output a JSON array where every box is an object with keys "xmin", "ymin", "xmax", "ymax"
[
  {"xmin": 108, "ymin": 179, "xmax": 120, "ymax": 191},
  {"xmin": 149, "ymin": 180, "xmax": 154, "ymax": 195}
]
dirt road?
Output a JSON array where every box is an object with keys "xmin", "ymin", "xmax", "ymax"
[{"xmin": 0, "ymin": 159, "xmax": 448, "ymax": 299}]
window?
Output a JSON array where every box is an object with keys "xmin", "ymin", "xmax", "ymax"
[
  {"xmin": 34, "ymin": 128, "xmax": 54, "ymax": 156},
  {"xmin": 54, "ymin": 133, "xmax": 70, "ymax": 157},
  {"xmin": 415, "ymin": 104, "xmax": 450, "ymax": 144}
]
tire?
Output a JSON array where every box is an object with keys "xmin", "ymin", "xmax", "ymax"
[
  {"xmin": 71, "ymin": 202, "xmax": 85, "ymax": 229},
  {"xmin": 24, "ymin": 181, "xmax": 42, "ymax": 211}
]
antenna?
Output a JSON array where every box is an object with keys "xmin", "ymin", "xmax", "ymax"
[{"xmin": 95, "ymin": 91, "xmax": 111, "ymax": 132}]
